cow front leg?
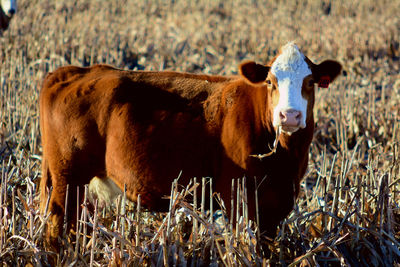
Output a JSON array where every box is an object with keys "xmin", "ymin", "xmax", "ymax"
[{"xmin": 43, "ymin": 170, "xmax": 68, "ymax": 250}]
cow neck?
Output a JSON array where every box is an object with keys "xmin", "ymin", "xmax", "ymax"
[
  {"xmin": 216, "ymin": 80, "xmax": 270, "ymax": 169},
  {"xmin": 276, "ymin": 119, "xmax": 314, "ymax": 156}
]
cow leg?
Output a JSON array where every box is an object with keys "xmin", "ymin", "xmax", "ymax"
[
  {"xmin": 40, "ymin": 162, "xmax": 68, "ymax": 250},
  {"xmin": 39, "ymin": 155, "xmax": 63, "ymax": 249},
  {"xmin": 41, "ymin": 154, "xmax": 92, "ymax": 250},
  {"xmin": 48, "ymin": 173, "xmax": 68, "ymax": 249},
  {"xmin": 258, "ymin": 181, "xmax": 295, "ymax": 238}
]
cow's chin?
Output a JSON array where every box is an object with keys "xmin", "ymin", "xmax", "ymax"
[{"xmin": 280, "ymin": 125, "xmax": 300, "ymax": 135}]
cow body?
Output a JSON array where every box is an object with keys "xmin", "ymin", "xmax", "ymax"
[{"xmin": 40, "ymin": 43, "xmax": 341, "ymax": 248}]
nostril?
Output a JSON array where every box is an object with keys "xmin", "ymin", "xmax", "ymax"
[
  {"xmin": 295, "ymin": 112, "xmax": 301, "ymax": 119},
  {"xmin": 279, "ymin": 111, "xmax": 286, "ymax": 120}
]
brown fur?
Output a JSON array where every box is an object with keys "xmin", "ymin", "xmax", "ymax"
[{"xmin": 39, "ymin": 50, "xmax": 341, "ymax": 248}]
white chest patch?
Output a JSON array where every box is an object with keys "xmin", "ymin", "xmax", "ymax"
[{"xmin": 271, "ymin": 43, "xmax": 311, "ymax": 131}]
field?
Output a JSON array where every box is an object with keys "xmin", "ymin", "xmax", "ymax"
[{"xmin": 1, "ymin": 0, "xmax": 400, "ymax": 266}]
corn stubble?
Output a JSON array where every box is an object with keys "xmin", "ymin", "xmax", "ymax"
[{"xmin": 0, "ymin": 0, "xmax": 399, "ymax": 265}]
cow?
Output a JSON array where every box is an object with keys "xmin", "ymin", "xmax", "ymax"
[
  {"xmin": 39, "ymin": 42, "xmax": 341, "ymax": 249},
  {"xmin": 0, "ymin": 0, "xmax": 17, "ymax": 32}
]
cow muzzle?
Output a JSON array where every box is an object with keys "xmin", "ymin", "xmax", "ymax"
[{"xmin": 276, "ymin": 109, "xmax": 303, "ymax": 133}]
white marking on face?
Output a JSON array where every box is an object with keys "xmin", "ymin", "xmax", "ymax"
[
  {"xmin": 271, "ymin": 42, "xmax": 311, "ymax": 132},
  {"xmin": 1, "ymin": 0, "xmax": 17, "ymax": 15}
]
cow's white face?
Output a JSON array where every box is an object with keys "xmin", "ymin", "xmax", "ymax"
[
  {"xmin": 270, "ymin": 43, "xmax": 311, "ymax": 134},
  {"xmin": 1, "ymin": 0, "xmax": 17, "ymax": 16},
  {"xmin": 239, "ymin": 42, "xmax": 342, "ymax": 135}
]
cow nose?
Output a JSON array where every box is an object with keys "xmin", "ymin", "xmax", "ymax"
[{"xmin": 279, "ymin": 110, "xmax": 301, "ymax": 126}]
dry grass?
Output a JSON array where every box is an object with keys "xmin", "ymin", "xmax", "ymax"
[{"xmin": 1, "ymin": 0, "xmax": 399, "ymax": 265}]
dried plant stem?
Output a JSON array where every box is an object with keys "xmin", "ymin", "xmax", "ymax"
[
  {"xmin": 82, "ymin": 185, "xmax": 89, "ymax": 254},
  {"xmin": 27, "ymin": 178, "xmax": 34, "ymax": 240},
  {"xmin": 209, "ymin": 178, "xmax": 213, "ymax": 224},
  {"xmin": 254, "ymin": 177, "xmax": 260, "ymax": 243},
  {"xmin": 201, "ymin": 177, "xmax": 206, "ymax": 233},
  {"xmin": 0, "ymin": 164, "xmax": 3, "ymax": 252},
  {"xmin": 12, "ymin": 187, "xmax": 15, "ymax": 236},
  {"xmin": 166, "ymin": 179, "xmax": 177, "ymax": 241},
  {"xmin": 192, "ymin": 177, "xmax": 197, "ymax": 267},
  {"xmin": 136, "ymin": 194, "xmax": 141, "ymax": 247},
  {"xmin": 90, "ymin": 200, "xmax": 98, "ymax": 267},
  {"xmin": 230, "ymin": 179, "xmax": 235, "ymax": 233},
  {"xmin": 236, "ymin": 178, "xmax": 240, "ymax": 240},
  {"xmin": 162, "ymin": 231, "xmax": 169, "ymax": 267},
  {"xmin": 63, "ymin": 184, "xmax": 69, "ymax": 237},
  {"xmin": 121, "ymin": 184, "xmax": 127, "ymax": 253},
  {"xmin": 242, "ymin": 177, "xmax": 248, "ymax": 226},
  {"xmin": 74, "ymin": 186, "xmax": 80, "ymax": 259}
]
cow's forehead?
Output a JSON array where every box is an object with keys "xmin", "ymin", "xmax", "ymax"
[{"xmin": 271, "ymin": 43, "xmax": 311, "ymax": 79}]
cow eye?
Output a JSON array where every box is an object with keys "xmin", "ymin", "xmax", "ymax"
[
  {"xmin": 266, "ymin": 79, "xmax": 272, "ymax": 86},
  {"xmin": 308, "ymin": 79, "xmax": 315, "ymax": 87}
]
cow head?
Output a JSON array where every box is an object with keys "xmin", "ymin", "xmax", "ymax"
[
  {"xmin": 240, "ymin": 42, "xmax": 342, "ymax": 134},
  {"xmin": 1, "ymin": 0, "xmax": 17, "ymax": 17}
]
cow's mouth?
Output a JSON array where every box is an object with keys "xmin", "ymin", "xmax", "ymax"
[{"xmin": 280, "ymin": 125, "xmax": 300, "ymax": 134}]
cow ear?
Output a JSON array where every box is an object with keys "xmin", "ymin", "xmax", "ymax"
[
  {"xmin": 314, "ymin": 60, "xmax": 342, "ymax": 88},
  {"xmin": 239, "ymin": 61, "xmax": 270, "ymax": 84}
]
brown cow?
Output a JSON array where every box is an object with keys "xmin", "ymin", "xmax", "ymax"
[
  {"xmin": 0, "ymin": 0, "xmax": 17, "ymax": 32},
  {"xmin": 39, "ymin": 42, "xmax": 341, "ymax": 248}
]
